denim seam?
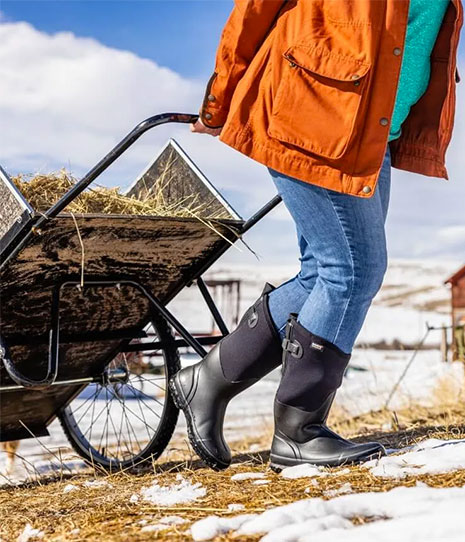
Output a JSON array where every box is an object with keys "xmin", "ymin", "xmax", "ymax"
[{"xmin": 323, "ymin": 190, "xmax": 356, "ymax": 351}]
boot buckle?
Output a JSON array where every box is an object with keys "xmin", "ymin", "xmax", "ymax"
[{"xmin": 282, "ymin": 338, "xmax": 303, "ymax": 358}]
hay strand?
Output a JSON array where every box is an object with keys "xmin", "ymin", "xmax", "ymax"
[{"xmin": 12, "ymin": 169, "xmax": 233, "ymax": 220}]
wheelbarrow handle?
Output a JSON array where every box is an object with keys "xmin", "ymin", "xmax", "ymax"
[{"xmin": 36, "ymin": 113, "xmax": 199, "ymax": 226}]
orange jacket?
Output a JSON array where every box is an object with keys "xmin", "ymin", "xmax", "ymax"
[{"xmin": 200, "ymin": 0, "xmax": 463, "ymax": 198}]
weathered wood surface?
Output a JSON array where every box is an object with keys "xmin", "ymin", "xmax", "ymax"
[
  {"xmin": 127, "ymin": 140, "xmax": 238, "ymax": 220},
  {"xmin": 0, "ymin": 213, "xmax": 243, "ymax": 439}
]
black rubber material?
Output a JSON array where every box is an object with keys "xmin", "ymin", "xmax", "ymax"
[
  {"xmin": 276, "ymin": 314, "xmax": 351, "ymax": 411},
  {"xmin": 270, "ymin": 315, "xmax": 386, "ymax": 468},
  {"xmin": 169, "ymin": 376, "xmax": 228, "ymax": 471},
  {"xmin": 59, "ymin": 313, "xmax": 180, "ymax": 471},
  {"xmin": 269, "ymin": 444, "xmax": 385, "ymax": 472},
  {"xmin": 169, "ymin": 283, "xmax": 283, "ymax": 471},
  {"xmin": 220, "ymin": 282, "xmax": 283, "ymax": 381}
]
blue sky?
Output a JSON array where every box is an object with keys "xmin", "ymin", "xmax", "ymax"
[
  {"xmin": 3, "ymin": 0, "xmax": 463, "ymax": 71},
  {"xmin": 1, "ymin": 0, "xmax": 233, "ymax": 78},
  {"xmin": 1, "ymin": 1, "xmax": 464, "ymax": 263}
]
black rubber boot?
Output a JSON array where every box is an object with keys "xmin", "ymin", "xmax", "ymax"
[
  {"xmin": 169, "ymin": 283, "xmax": 282, "ymax": 470},
  {"xmin": 270, "ymin": 314, "xmax": 385, "ymax": 470}
]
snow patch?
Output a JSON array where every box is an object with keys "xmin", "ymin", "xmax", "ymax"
[
  {"xmin": 190, "ymin": 485, "xmax": 465, "ymax": 542},
  {"xmin": 83, "ymin": 479, "xmax": 112, "ymax": 488},
  {"xmin": 159, "ymin": 515, "xmax": 188, "ymax": 525},
  {"xmin": 280, "ymin": 464, "xmax": 328, "ymax": 479},
  {"xmin": 139, "ymin": 515, "xmax": 188, "ymax": 530},
  {"xmin": 191, "ymin": 514, "xmax": 257, "ymax": 541},
  {"xmin": 323, "ymin": 483, "xmax": 352, "ymax": 498},
  {"xmin": 231, "ymin": 472, "xmax": 266, "ymax": 481},
  {"xmin": 227, "ymin": 503, "xmax": 245, "ymax": 512},
  {"xmin": 63, "ymin": 484, "xmax": 78, "ymax": 493},
  {"xmin": 17, "ymin": 524, "xmax": 44, "ymax": 542},
  {"xmin": 366, "ymin": 438, "xmax": 465, "ymax": 478},
  {"xmin": 138, "ymin": 476, "xmax": 206, "ymax": 506}
]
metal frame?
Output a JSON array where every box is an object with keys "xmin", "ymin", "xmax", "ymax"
[
  {"xmin": 0, "ymin": 111, "xmax": 282, "ymax": 395},
  {"xmin": 1, "ymin": 113, "xmax": 199, "ymax": 267}
]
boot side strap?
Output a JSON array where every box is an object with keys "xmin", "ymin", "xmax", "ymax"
[{"xmin": 282, "ymin": 338, "xmax": 303, "ymax": 358}]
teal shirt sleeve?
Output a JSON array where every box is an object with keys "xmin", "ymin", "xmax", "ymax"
[{"xmin": 388, "ymin": 0, "xmax": 450, "ymax": 142}]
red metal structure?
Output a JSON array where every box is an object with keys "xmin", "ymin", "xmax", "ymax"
[{"xmin": 445, "ymin": 264, "xmax": 465, "ymax": 361}]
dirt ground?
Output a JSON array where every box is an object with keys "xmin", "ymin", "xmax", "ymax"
[{"xmin": 1, "ymin": 399, "xmax": 464, "ymax": 542}]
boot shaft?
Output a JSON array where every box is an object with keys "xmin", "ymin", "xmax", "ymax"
[
  {"xmin": 220, "ymin": 282, "xmax": 283, "ymax": 381},
  {"xmin": 276, "ymin": 314, "xmax": 351, "ymax": 414}
]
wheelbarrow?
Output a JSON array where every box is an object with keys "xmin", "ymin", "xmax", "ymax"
[{"xmin": 0, "ymin": 113, "xmax": 281, "ymax": 470}]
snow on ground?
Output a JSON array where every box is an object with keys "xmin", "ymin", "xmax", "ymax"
[
  {"xmin": 198, "ymin": 258, "xmax": 458, "ymax": 347},
  {"xmin": 131, "ymin": 474, "xmax": 206, "ymax": 506},
  {"xmin": 337, "ymin": 349, "xmax": 464, "ymax": 416},
  {"xmin": 1, "ymin": 352, "xmax": 462, "ymax": 483},
  {"xmin": 139, "ymin": 515, "xmax": 188, "ymax": 533},
  {"xmin": 16, "ymin": 524, "xmax": 44, "ymax": 542},
  {"xmin": 190, "ymin": 484, "xmax": 465, "ymax": 542},
  {"xmin": 280, "ymin": 464, "xmax": 329, "ymax": 479},
  {"xmin": 366, "ymin": 438, "xmax": 465, "ymax": 478},
  {"xmin": 231, "ymin": 472, "xmax": 267, "ymax": 481},
  {"xmin": 279, "ymin": 439, "xmax": 465, "ymax": 481},
  {"xmin": 189, "ymin": 438, "xmax": 465, "ymax": 541},
  {"xmin": 1, "ymin": 259, "xmax": 463, "ymax": 483}
]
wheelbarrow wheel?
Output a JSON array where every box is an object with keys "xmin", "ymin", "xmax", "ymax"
[{"xmin": 58, "ymin": 313, "xmax": 180, "ymax": 471}]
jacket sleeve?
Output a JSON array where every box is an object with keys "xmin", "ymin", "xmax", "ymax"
[{"xmin": 199, "ymin": 0, "xmax": 287, "ymax": 128}]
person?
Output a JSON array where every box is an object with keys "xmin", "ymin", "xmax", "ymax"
[{"xmin": 170, "ymin": 0, "xmax": 463, "ymax": 471}]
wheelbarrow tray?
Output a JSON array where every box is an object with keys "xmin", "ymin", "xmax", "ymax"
[{"xmin": 0, "ymin": 212, "xmax": 243, "ymax": 441}]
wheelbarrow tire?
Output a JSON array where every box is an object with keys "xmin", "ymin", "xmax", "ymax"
[{"xmin": 58, "ymin": 313, "xmax": 180, "ymax": 471}]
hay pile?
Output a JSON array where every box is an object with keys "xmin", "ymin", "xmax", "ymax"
[{"xmin": 12, "ymin": 170, "xmax": 230, "ymax": 219}]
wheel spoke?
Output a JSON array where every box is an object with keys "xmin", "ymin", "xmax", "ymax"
[
  {"xmin": 97, "ymin": 387, "xmax": 111, "ymax": 456},
  {"xmin": 60, "ymin": 316, "xmax": 178, "ymax": 468},
  {"xmin": 124, "ymin": 382, "xmax": 163, "ymax": 421},
  {"xmin": 74, "ymin": 386, "xmax": 101, "ymax": 427},
  {"xmin": 138, "ymin": 374, "xmax": 167, "ymax": 395}
]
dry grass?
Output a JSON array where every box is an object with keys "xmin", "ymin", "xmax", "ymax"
[
  {"xmin": 12, "ymin": 169, "xmax": 231, "ymax": 220},
  {"xmin": 1, "ymin": 398, "xmax": 464, "ymax": 542}
]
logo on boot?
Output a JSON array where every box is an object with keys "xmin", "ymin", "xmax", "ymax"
[
  {"xmin": 311, "ymin": 342, "xmax": 324, "ymax": 351},
  {"xmin": 247, "ymin": 309, "xmax": 258, "ymax": 328}
]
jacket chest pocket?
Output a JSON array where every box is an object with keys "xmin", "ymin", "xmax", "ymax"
[{"xmin": 267, "ymin": 45, "xmax": 371, "ymax": 160}]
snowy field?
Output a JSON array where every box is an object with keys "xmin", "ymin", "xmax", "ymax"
[{"xmin": 1, "ymin": 258, "xmax": 464, "ymax": 485}]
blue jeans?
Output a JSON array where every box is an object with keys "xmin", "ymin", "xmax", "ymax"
[{"xmin": 267, "ymin": 147, "xmax": 391, "ymax": 354}]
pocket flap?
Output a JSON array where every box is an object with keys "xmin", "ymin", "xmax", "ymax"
[{"xmin": 283, "ymin": 44, "xmax": 371, "ymax": 82}]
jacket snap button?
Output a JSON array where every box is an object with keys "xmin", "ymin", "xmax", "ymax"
[
  {"xmin": 288, "ymin": 61, "xmax": 297, "ymax": 68},
  {"xmin": 207, "ymin": 94, "xmax": 216, "ymax": 102},
  {"xmin": 362, "ymin": 186, "xmax": 372, "ymax": 194},
  {"xmin": 353, "ymin": 80, "xmax": 361, "ymax": 87},
  {"xmin": 380, "ymin": 117, "xmax": 389, "ymax": 126},
  {"xmin": 351, "ymin": 74, "xmax": 360, "ymax": 80},
  {"xmin": 393, "ymin": 47, "xmax": 402, "ymax": 56},
  {"xmin": 204, "ymin": 112, "xmax": 212, "ymax": 120}
]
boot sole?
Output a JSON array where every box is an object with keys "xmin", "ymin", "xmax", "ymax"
[
  {"xmin": 269, "ymin": 447, "xmax": 385, "ymax": 472},
  {"xmin": 169, "ymin": 375, "xmax": 230, "ymax": 472}
]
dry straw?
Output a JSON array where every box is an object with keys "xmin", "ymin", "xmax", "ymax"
[{"xmin": 12, "ymin": 169, "xmax": 232, "ymax": 220}]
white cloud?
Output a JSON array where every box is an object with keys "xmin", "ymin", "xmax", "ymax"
[
  {"xmin": 0, "ymin": 21, "xmax": 201, "ymax": 174},
  {"xmin": 0, "ymin": 20, "xmax": 463, "ymax": 263}
]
